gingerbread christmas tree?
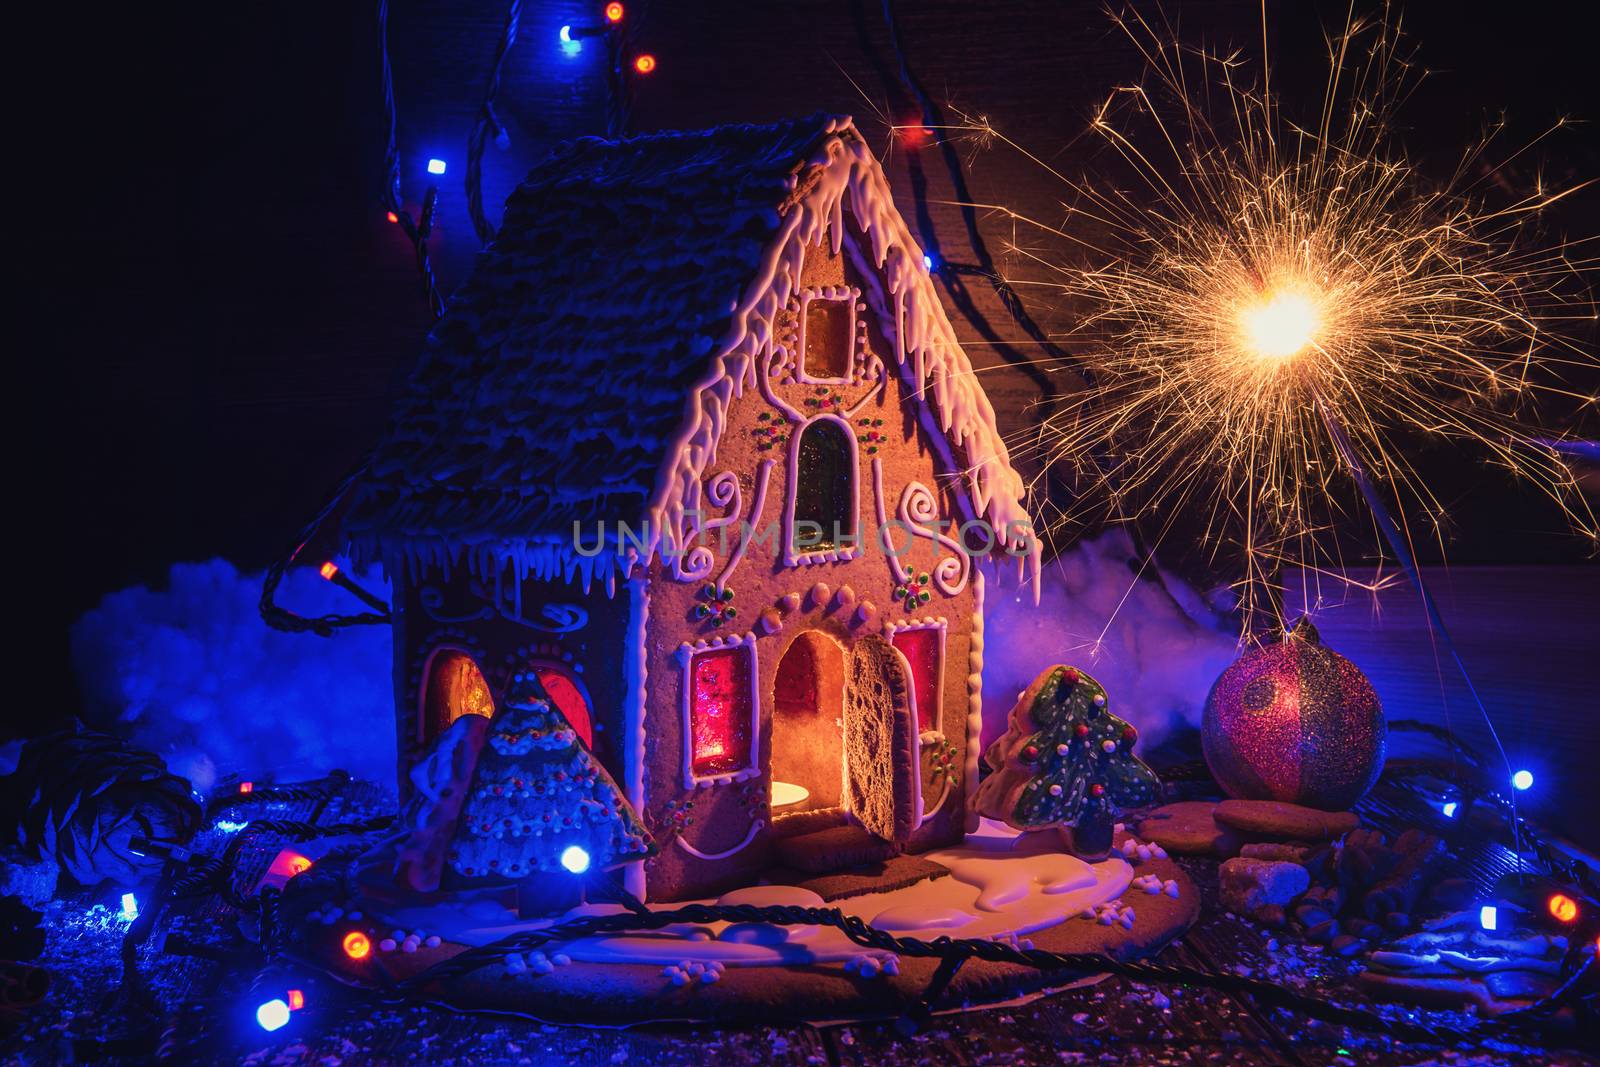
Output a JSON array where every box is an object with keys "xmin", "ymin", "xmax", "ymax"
[
  {"xmin": 974, "ymin": 666, "xmax": 1160, "ymax": 855},
  {"xmin": 447, "ymin": 673, "xmax": 651, "ymax": 888}
]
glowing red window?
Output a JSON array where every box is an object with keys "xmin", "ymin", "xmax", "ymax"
[
  {"xmin": 892, "ymin": 628, "xmax": 942, "ymax": 732},
  {"xmin": 689, "ymin": 647, "xmax": 752, "ymax": 777},
  {"xmin": 534, "ymin": 666, "xmax": 593, "ymax": 749}
]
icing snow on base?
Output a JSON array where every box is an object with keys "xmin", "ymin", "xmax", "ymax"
[
  {"xmin": 925, "ymin": 828, "xmax": 1100, "ymax": 912},
  {"xmin": 379, "ymin": 819, "xmax": 1129, "ymax": 969}
]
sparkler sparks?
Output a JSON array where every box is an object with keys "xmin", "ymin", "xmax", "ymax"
[{"xmin": 989, "ymin": 5, "xmax": 1598, "ymax": 635}]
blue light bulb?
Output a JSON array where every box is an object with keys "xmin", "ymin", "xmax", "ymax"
[
  {"xmin": 560, "ymin": 845, "xmax": 591, "ymax": 874},
  {"xmin": 1479, "ymin": 905, "xmax": 1498, "ymax": 931},
  {"xmin": 256, "ymin": 998, "xmax": 291, "ymax": 1032},
  {"xmin": 1511, "ymin": 769, "xmax": 1533, "ymax": 791},
  {"xmin": 120, "ymin": 892, "xmax": 139, "ymax": 921},
  {"xmin": 426, "ymin": 158, "xmax": 447, "ymax": 176},
  {"xmin": 1441, "ymin": 801, "xmax": 1457, "ymax": 818}
]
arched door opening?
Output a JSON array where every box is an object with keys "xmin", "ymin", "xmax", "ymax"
[
  {"xmin": 770, "ymin": 630, "xmax": 846, "ymax": 813},
  {"xmin": 421, "ymin": 649, "xmax": 495, "ymax": 745}
]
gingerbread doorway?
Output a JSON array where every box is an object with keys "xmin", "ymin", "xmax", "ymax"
[
  {"xmin": 842, "ymin": 635, "xmax": 919, "ymax": 843},
  {"xmin": 770, "ymin": 630, "xmax": 845, "ymax": 814}
]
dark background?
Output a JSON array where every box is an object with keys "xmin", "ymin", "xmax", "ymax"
[{"xmin": 27, "ymin": 2, "xmax": 1597, "ymax": 732}]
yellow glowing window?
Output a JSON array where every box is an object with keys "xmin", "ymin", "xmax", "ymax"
[
  {"xmin": 802, "ymin": 299, "xmax": 852, "ymax": 381},
  {"xmin": 423, "ymin": 651, "xmax": 495, "ymax": 742}
]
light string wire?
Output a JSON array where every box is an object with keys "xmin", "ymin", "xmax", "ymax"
[
  {"xmin": 874, "ymin": 0, "xmax": 1094, "ymax": 415},
  {"xmin": 1315, "ymin": 399, "xmax": 1525, "ymax": 860},
  {"xmin": 379, "ymin": 0, "xmax": 446, "ymax": 318},
  {"xmin": 261, "ymin": 0, "xmax": 476, "ymax": 636},
  {"xmin": 465, "ymin": 0, "xmax": 523, "ymax": 246},
  {"xmin": 115, "ymin": 752, "xmax": 1597, "ymax": 1048},
  {"xmin": 1383, "ymin": 721, "xmax": 1598, "ymax": 899},
  {"xmin": 259, "ymin": 459, "xmax": 386, "ymax": 636}
]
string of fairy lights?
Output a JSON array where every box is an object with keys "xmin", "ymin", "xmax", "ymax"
[
  {"xmin": 113, "ymin": 727, "xmax": 1594, "ymax": 1052},
  {"xmin": 378, "ymin": 0, "xmax": 659, "ymax": 312}
]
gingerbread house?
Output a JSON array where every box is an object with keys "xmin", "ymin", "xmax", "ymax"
[{"xmin": 336, "ymin": 114, "xmax": 1037, "ymax": 902}]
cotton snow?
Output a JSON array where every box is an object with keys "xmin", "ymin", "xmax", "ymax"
[
  {"xmin": 70, "ymin": 559, "xmax": 395, "ymax": 793},
  {"xmin": 981, "ymin": 530, "xmax": 1238, "ymax": 752}
]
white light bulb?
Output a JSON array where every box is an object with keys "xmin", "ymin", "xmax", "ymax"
[
  {"xmin": 256, "ymin": 999, "xmax": 291, "ymax": 1032},
  {"xmin": 560, "ymin": 845, "xmax": 591, "ymax": 874}
]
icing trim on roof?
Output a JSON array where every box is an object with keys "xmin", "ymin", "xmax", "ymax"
[{"xmin": 649, "ymin": 117, "xmax": 1039, "ymax": 594}]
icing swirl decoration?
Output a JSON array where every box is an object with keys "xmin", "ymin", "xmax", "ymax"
[
  {"xmin": 418, "ymin": 585, "xmax": 494, "ymax": 624},
  {"xmin": 897, "ymin": 481, "xmax": 970, "ymax": 595},
  {"xmin": 671, "ymin": 471, "xmax": 743, "ymax": 582}
]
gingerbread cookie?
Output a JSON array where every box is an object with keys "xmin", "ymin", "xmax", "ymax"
[
  {"xmin": 1212, "ymin": 799, "xmax": 1359, "ymax": 840},
  {"xmin": 1359, "ymin": 910, "xmax": 1571, "ymax": 1016},
  {"xmin": 1136, "ymin": 801, "xmax": 1243, "ymax": 856}
]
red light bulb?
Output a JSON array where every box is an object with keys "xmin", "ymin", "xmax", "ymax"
[
  {"xmin": 604, "ymin": 2, "xmax": 624, "ymax": 21},
  {"xmin": 342, "ymin": 931, "xmax": 371, "ymax": 960},
  {"xmin": 898, "ymin": 121, "xmax": 932, "ymax": 148},
  {"xmin": 633, "ymin": 53, "xmax": 656, "ymax": 74},
  {"xmin": 1547, "ymin": 893, "xmax": 1579, "ymax": 923}
]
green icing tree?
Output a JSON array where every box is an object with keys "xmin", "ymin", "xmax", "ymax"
[
  {"xmin": 448, "ymin": 672, "xmax": 651, "ymax": 886},
  {"xmin": 976, "ymin": 666, "xmax": 1161, "ymax": 853}
]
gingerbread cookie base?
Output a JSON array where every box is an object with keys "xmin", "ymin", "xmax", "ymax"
[{"xmin": 285, "ymin": 821, "xmax": 1197, "ymax": 1024}]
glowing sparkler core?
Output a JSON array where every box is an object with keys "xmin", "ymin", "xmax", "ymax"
[
  {"xmin": 1238, "ymin": 288, "xmax": 1321, "ymax": 362},
  {"xmin": 989, "ymin": 7, "xmax": 1597, "ymax": 638}
]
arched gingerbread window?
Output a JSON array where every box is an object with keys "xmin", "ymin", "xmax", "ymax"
[
  {"xmin": 531, "ymin": 663, "xmax": 593, "ymax": 750},
  {"xmin": 420, "ymin": 650, "xmax": 495, "ymax": 744},
  {"xmin": 788, "ymin": 417, "xmax": 856, "ymax": 559}
]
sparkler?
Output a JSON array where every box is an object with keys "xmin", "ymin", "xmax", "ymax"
[{"xmin": 954, "ymin": 5, "xmax": 1598, "ymax": 638}]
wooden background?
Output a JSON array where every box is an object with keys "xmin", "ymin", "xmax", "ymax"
[{"xmin": 1283, "ymin": 565, "xmax": 1600, "ymax": 848}]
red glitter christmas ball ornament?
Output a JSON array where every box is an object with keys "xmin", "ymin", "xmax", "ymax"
[{"xmin": 1202, "ymin": 617, "xmax": 1385, "ymax": 811}]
